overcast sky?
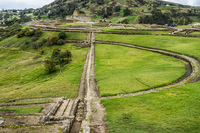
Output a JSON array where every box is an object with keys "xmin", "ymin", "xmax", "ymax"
[{"xmin": 0, "ymin": 0, "xmax": 200, "ymax": 9}]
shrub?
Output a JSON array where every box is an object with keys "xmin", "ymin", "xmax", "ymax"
[
  {"xmin": 57, "ymin": 39, "xmax": 65, "ymax": 45},
  {"xmin": 49, "ymin": 36, "xmax": 59, "ymax": 44},
  {"xmin": 39, "ymin": 49, "xmax": 44, "ymax": 55},
  {"xmin": 34, "ymin": 28, "xmax": 42, "ymax": 37},
  {"xmin": 17, "ymin": 31, "xmax": 24, "ymax": 38},
  {"xmin": 51, "ymin": 48, "xmax": 61, "ymax": 60},
  {"xmin": 44, "ymin": 59, "xmax": 57, "ymax": 73},
  {"xmin": 32, "ymin": 42, "xmax": 42, "ymax": 49},
  {"xmin": 24, "ymin": 40, "xmax": 30, "ymax": 45},
  {"xmin": 46, "ymin": 41, "xmax": 54, "ymax": 47},
  {"xmin": 58, "ymin": 32, "xmax": 67, "ymax": 39},
  {"xmin": 58, "ymin": 50, "xmax": 72, "ymax": 67},
  {"xmin": 25, "ymin": 30, "xmax": 34, "ymax": 36},
  {"xmin": 41, "ymin": 38, "xmax": 48, "ymax": 43},
  {"xmin": 31, "ymin": 37, "xmax": 39, "ymax": 42},
  {"xmin": 0, "ymin": 37, "xmax": 3, "ymax": 41}
]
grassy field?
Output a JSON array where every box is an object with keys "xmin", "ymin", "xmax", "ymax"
[
  {"xmin": 101, "ymin": 29, "xmax": 172, "ymax": 34},
  {"xmin": 96, "ymin": 34, "xmax": 200, "ymax": 59},
  {"xmin": 58, "ymin": 23, "xmax": 93, "ymax": 27},
  {"xmin": 95, "ymin": 44, "xmax": 185, "ymax": 96},
  {"xmin": 0, "ymin": 31, "xmax": 88, "ymax": 102},
  {"xmin": 97, "ymin": 34, "xmax": 200, "ymax": 132},
  {"xmin": 102, "ymin": 82, "xmax": 200, "ymax": 133},
  {"xmin": 0, "ymin": 106, "xmax": 43, "ymax": 114}
]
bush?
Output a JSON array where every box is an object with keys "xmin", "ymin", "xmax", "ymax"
[
  {"xmin": 58, "ymin": 50, "xmax": 72, "ymax": 67},
  {"xmin": 58, "ymin": 32, "xmax": 67, "ymax": 39},
  {"xmin": 46, "ymin": 41, "xmax": 54, "ymax": 47},
  {"xmin": 0, "ymin": 37, "xmax": 3, "ymax": 41},
  {"xmin": 39, "ymin": 49, "xmax": 44, "ymax": 55},
  {"xmin": 23, "ymin": 40, "xmax": 30, "ymax": 45},
  {"xmin": 32, "ymin": 42, "xmax": 42, "ymax": 49},
  {"xmin": 49, "ymin": 36, "xmax": 59, "ymax": 44},
  {"xmin": 34, "ymin": 28, "xmax": 42, "ymax": 37},
  {"xmin": 44, "ymin": 59, "xmax": 57, "ymax": 73},
  {"xmin": 31, "ymin": 37, "xmax": 39, "ymax": 42},
  {"xmin": 17, "ymin": 31, "xmax": 24, "ymax": 38},
  {"xmin": 25, "ymin": 30, "xmax": 34, "ymax": 36},
  {"xmin": 51, "ymin": 48, "xmax": 61, "ymax": 60},
  {"xmin": 41, "ymin": 38, "xmax": 48, "ymax": 43},
  {"xmin": 57, "ymin": 39, "xmax": 65, "ymax": 45}
]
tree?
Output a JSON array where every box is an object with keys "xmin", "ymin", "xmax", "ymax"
[
  {"xmin": 123, "ymin": 8, "xmax": 132, "ymax": 16},
  {"xmin": 44, "ymin": 59, "xmax": 57, "ymax": 73},
  {"xmin": 58, "ymin": 31, "xmax": 67, "ymax": 39}
]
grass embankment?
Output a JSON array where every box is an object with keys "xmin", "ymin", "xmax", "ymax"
[
  {"xmin": 0, "ymin": 32, "xmax": 88, "ymax": 102},
  {"xmin": 95, "ymin": 44, "xmax": 185, "ymax": 96},
  {"xmin": 0, "ymin": 106, "xmax": 43, "ymax": 114},
  {"xmin": 96, "ymin": 34, "xmax": 200, "ymax": 132},
  {"xmin": 190, "ymin": 32, "xmax": 200, "ymax": 35},
  {"xmin": 1, "ymin": 99, "xmax": 52, "ymax": 105},
  {"xmin": 58, "ymin": 23, "xmax": 92, "ymax": 27},
  {"xmin": 102, "ymin": 84, "xmax": 200, "ymax": 133},
  {"xmin": 101, "ymin": 28, "xmax": 171, "ymax": 34}
]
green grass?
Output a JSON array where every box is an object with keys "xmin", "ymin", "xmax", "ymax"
[
  {"xmin": 58, "ymin": 23, "xmax": 92, "ymax": 27},
  {"xmin": 97, "ymin": 34, "xmax": 200, "ymax": 132},
  {"xmin": 176, "ymin": 25, "xmax": 194, "ymax": 28},
  {"xmin": 126, "ymin": 16, "xmax": 137, "ymax": 23},
  {"xmin": 96, "ymin": 34, "xmax": 200, "ymax": 59},
  {"xmin": 0, "ymin": 106, "xmax": 43, "ymax": 114},
  {"xmin": 95, "ymin": 44, "xmax": 185, "ymax": 96},
  {"xmin": 102, "ymin": 82, "xmax": 200, "ymax": 133},
  {"xmin": 134, "ymin": 24, "xmax": 150, "ymax": 29},
  {"xmin": 190, "ymin": 32, "xmax": 200, "ymax": 35},
  {"xmin": 0, "ymin": 33, "xmax": 88, "ymax": 102},
  {"xmin": 101, "ymin": 29, "xmax": 171, "ymax": 34},
  {"xmin": 0, "ymin": 99, "xmax": 52, "ymax": 105}
]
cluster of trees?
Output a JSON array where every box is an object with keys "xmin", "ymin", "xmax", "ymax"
[
  {"xmin": 46, "ymin": 32, "xmax": 67, "ymax": 46},
  {"xmin": 97, "ymin": 6, "xmax": 132, "ymax": 18},
  {"xmin": 0, "ymin": 23, "xmax": 22, "ymax": 41},
  {"xmin": 17, "ymin": 28, "xmax": 42, "ymax": 38},
  {"xmin": 44, "ymin": 48, "xmax": 72, "ymax": 73},
  {"xmin": 139, "ymin": 8, "xmax": 173, "ymax": 25}
]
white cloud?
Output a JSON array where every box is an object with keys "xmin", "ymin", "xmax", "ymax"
[
  {"xmin": 0, "ymin": 0, "xmax": 54, "ymax": 9},
  {"xmin": 163, "ymin": 0, "xmax": 200, "ymax": 6},
  {"xmin": 0, "ymin": 0, "xmax": 200, "ymax": 9}
]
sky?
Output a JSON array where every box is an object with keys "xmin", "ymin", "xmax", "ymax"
[{"xmin": 0, "ymin": 0, "xmax": 200, "ymax": 9}]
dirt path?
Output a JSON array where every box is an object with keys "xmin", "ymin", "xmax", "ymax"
[
  {"xmin": 94, "ymin": 41, "xmax": 200, "ymax": 99},
  {"xmin": 80, "ymin": 33, "xmax": 107, "ymax": 133}
]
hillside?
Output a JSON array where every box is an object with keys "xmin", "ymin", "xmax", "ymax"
[{"xmin": 30, "ymin": 0, "xmax": 200, "ymax": 24}]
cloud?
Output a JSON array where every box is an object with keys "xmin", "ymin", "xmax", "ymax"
[
  {"xmin": 0, "ymin": 0, "xmax": 54, "ymax": 9},
  {"xmin": 163, "ymin": 0, "xmax": 200, "ymax": 6},
  {"xmin": 0, "ymin": 0, "xmax": 200, "ymax": 9}
]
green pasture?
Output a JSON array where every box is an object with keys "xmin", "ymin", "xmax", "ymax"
[
  {"xmin": 96, "ymin": 34, "xmax": 200, "ymax": 59},
  {"xmin": 101, "ymin": 29, "xmax": 171, "ymax": 34},
  {"xmin": 102, "ymin": 82, "xmax": 200, "ymax": 133},
  {"xmin": 95, "ymin": 44, "xmax": 185, "ymax": 96},
  {"xmin": 97, "ymin": 34, "xmax": 200, "ymax": 132}
]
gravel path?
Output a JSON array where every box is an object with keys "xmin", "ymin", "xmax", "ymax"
[{"xmin": 80, "ymin": 33, "xmax": 107, "ymax": 133}]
